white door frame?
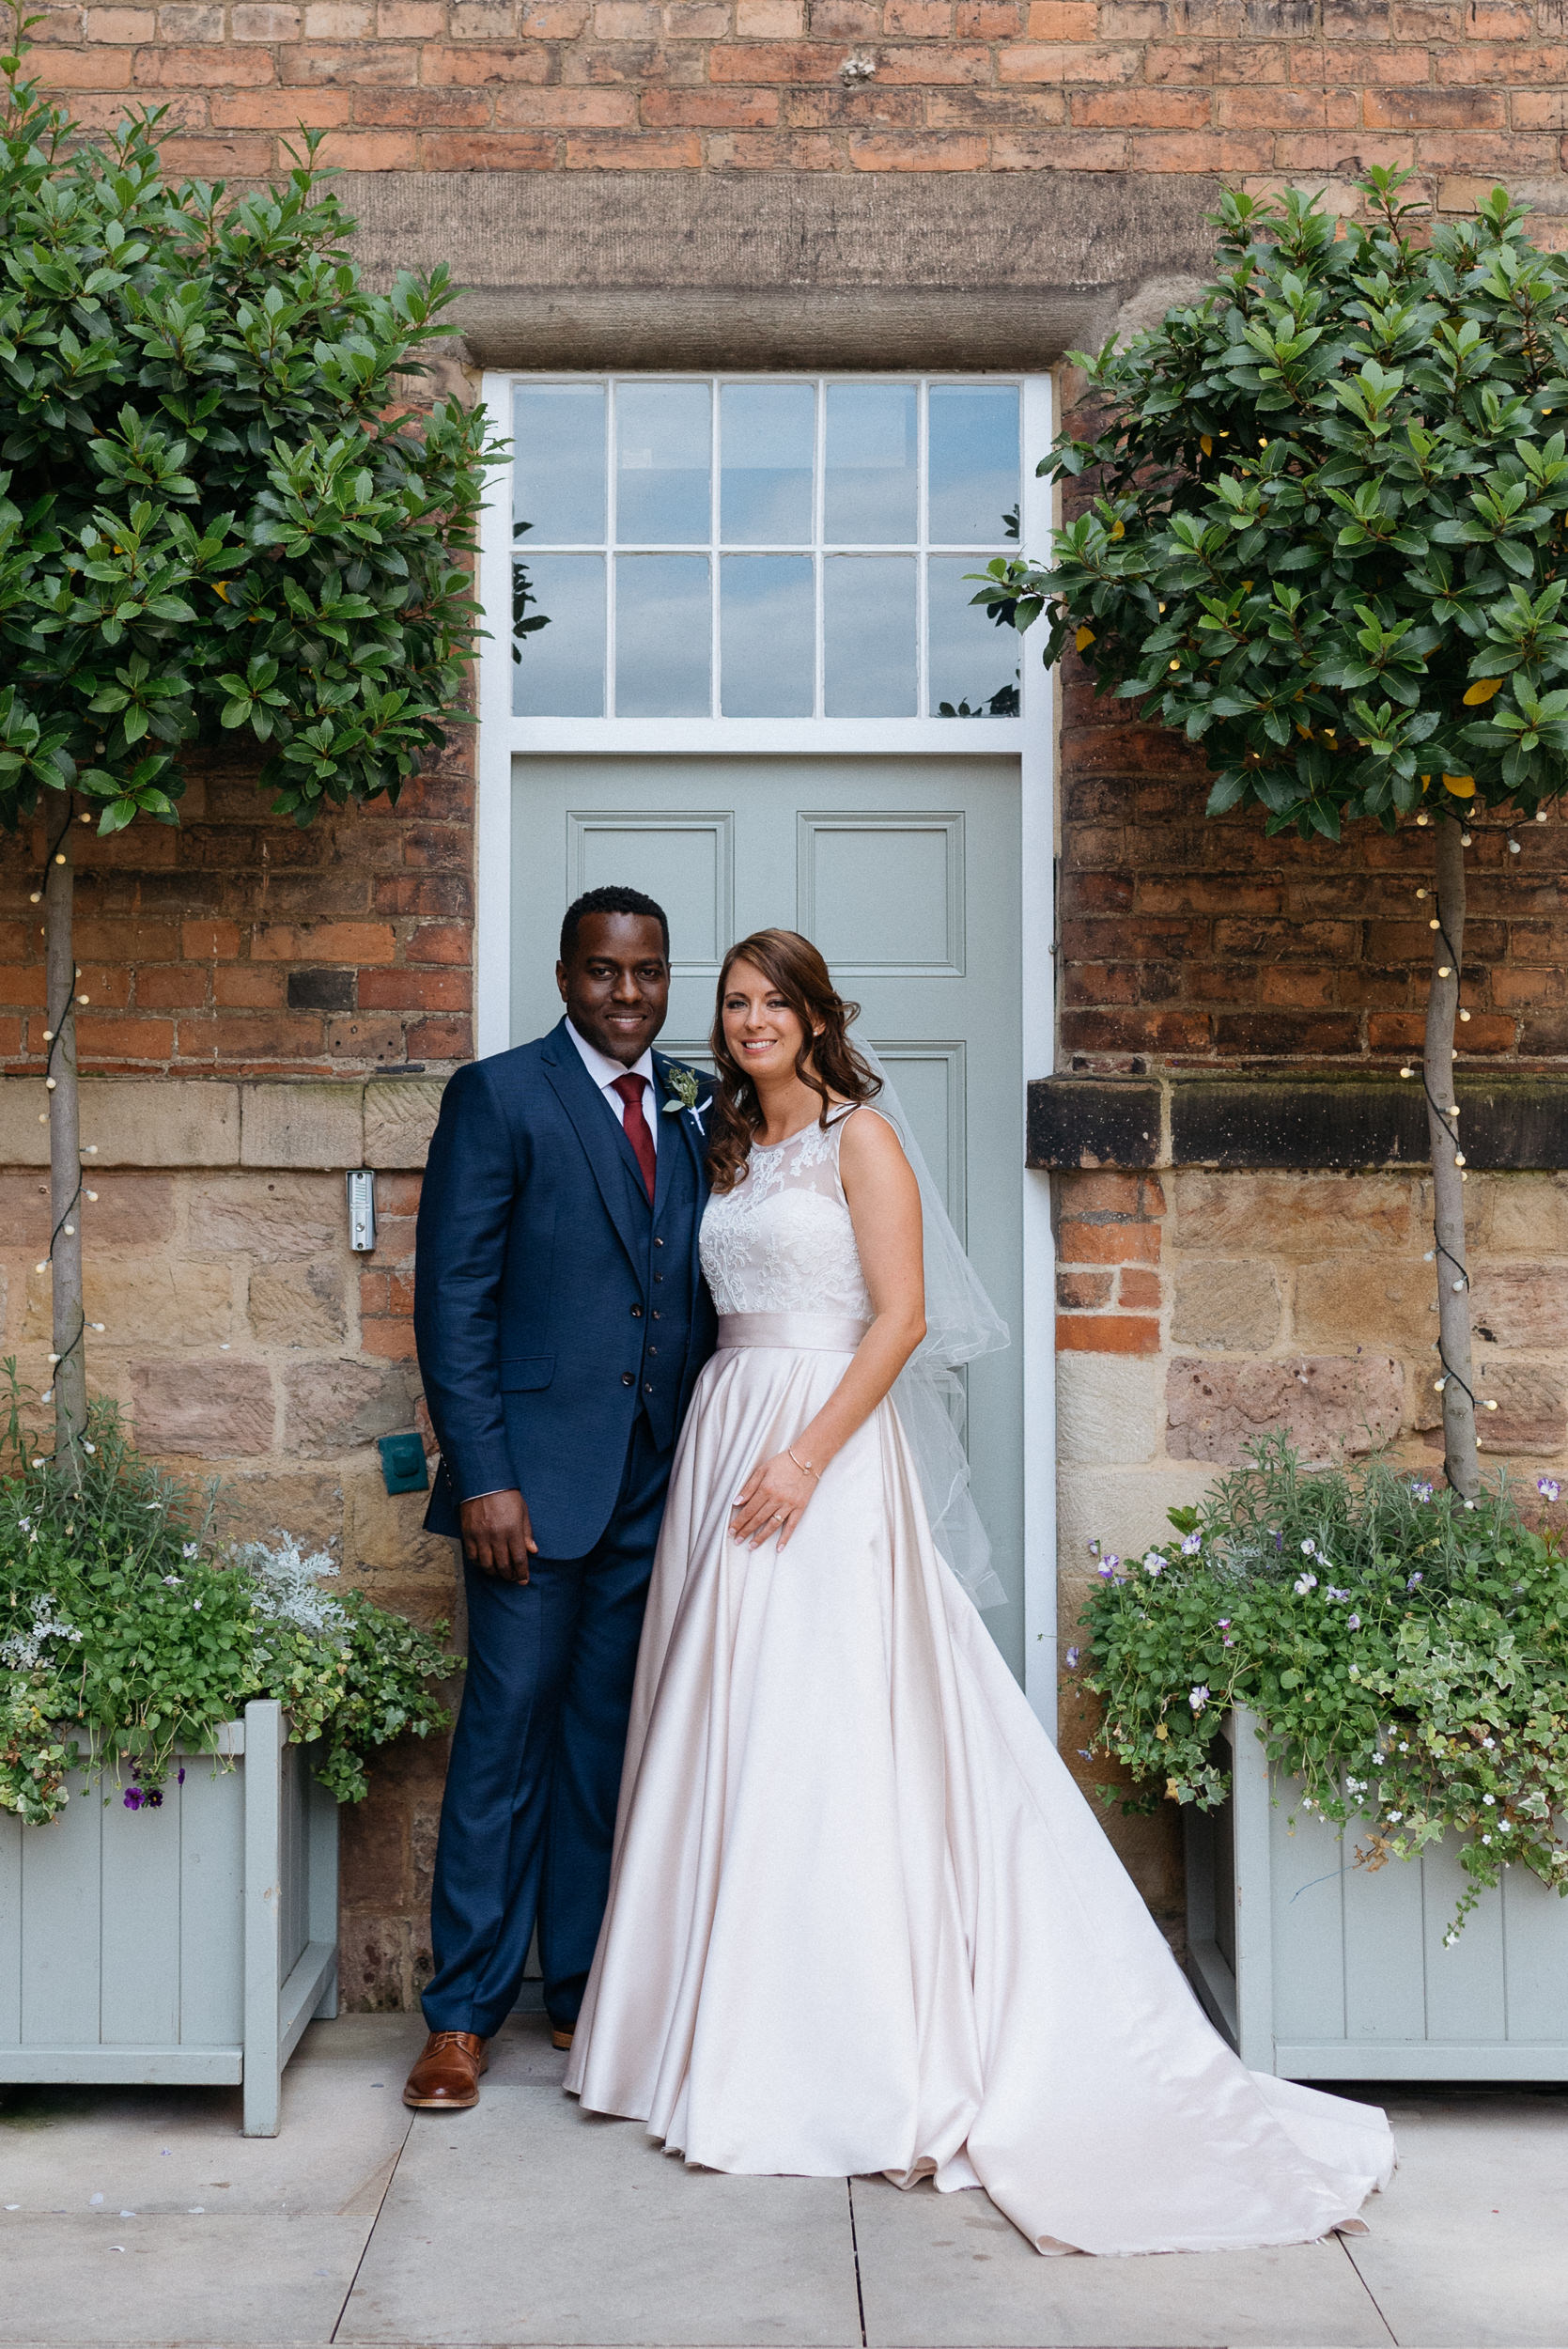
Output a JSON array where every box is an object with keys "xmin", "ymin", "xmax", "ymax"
[{"xmin": 473, "ymin": 370, "xmax": 1060, "ymax": 1733}]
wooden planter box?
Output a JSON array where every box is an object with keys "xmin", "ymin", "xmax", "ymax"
[
  {"xmin": 1185, "ymin": 1703, "xmax": 1568, "ymax": 2080},
  {"xmin": 0, "ymin": 1699, "xmax": 338, "ymax": 2136}
]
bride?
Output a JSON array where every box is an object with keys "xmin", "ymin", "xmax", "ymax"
[{"xmin": 565, "ymin": 927, "xmax": 1394, "ymax": 2256}]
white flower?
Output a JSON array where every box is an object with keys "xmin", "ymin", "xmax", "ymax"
[
  {"xmin": 1301, "ymin": 1538, "xmax": 1316, "ymax": 1555},
  {"xmin": 191, "ymin": 1598, "xmax": 202, "ymax": 1611},
  {"xmin": 1388, "ymin": 1811, "xmax": 1404, "ymax": 1824},
  {"xmin": 1294, "ymin": 1572, "xmax": 1318, "ymax": 1595},
  {"xmin": 1483, "ymin": 1833, "xmax": 1492, "ymax": 1844},
  {"xmin": 1483, "ymin": 1736, "xmax": 1496, "ymax": 1749},
  {"xmin": 1483, "ymin": 1793, "xmax": 1496, "ymax": 1806},
  {"xmin": 1181, "ymin": 1532, "xmax": 1202, "ymax": 1556},
  {"xmin": 181, "ymin": 1543, "xmax": 198, "ymax": 1561},
  {"xmin": 1347, "ymin": 1613, "xmax": 1361, "ymax": 1630},
  {"xmin": 1539, "ymin": 1478, "xmax": 1561, "ymax": 1502},
  {"xmin": 162, "ymin": 1575, "xmax": 181, "ymax": 1587},
  {"xmin": 1142, "ymin": 1550, "xmax": 1167, "ymax": 1576},
  {"xmin": 1188, "ymin": 1684, "xmax": 1210, "ymax": 1713},
  {"xmin": 1087, "ymin": 1538, "xmax": 1101, "ymax": 1557}
]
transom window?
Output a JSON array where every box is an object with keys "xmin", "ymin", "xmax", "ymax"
[{"xmin": 510, "ymin": 377, "xmax": 1022, "ymax": 723}]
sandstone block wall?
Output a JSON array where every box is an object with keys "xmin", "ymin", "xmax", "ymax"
[
  {"xmin": 1054, "ymin": 1160, "xmax": 1568, "ymax": 1943},
  {"xmin": 29, "ymin": 0, "xmax": 1568, "ymax": 206}
]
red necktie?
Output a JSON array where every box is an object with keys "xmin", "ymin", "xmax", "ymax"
[{"xmin": 612, "ymin": 1072, "xmax": 657, "ymax": 1204}]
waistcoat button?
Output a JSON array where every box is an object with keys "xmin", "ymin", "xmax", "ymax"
[
  {"xmin": 621, "ymin": 1372, "xmax": 634, "ymax": 1386},
  {"xmin": 644, "ymin": 1382, "xmax": 654, "ymax": 1393},
  {"xmin": 630, "ymin": 1304, "xmax": 643, "ymax": 1318}
]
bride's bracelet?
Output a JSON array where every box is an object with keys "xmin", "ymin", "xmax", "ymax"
[{"xmin": 787, "ymin": 1446, "xmax": 820, "ymax": 1482}]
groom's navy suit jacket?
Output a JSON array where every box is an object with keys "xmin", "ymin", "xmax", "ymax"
[{"xmin": 414, "ymin": 1019, "xmax": 718, "ymax": 1560}]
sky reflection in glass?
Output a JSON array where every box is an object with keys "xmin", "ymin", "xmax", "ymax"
[
  {"xmin": 824, "ymin": 384, "xmax": 918, "ymax": 543},
  {"xmin": 512, "ymin": 384, "xmax": 606, "ymax": 546},
  {"xmin": 927, "ymin": 557, "xmax": 1019, "ymax": 717},
  {"xmin": 721, "ymin": 556, "xmax": 815, "ymax": 716},
  {"xmin": 824, "ymin": 555, "xmax": 916, "ymax": 716},
  {"xmin": 721, "ymin": 384, "xmax": 815, "ymax": 544},
  {"xmin": 616, "ymin": 383, "xmax": 711, "ymax": 544},
  {"xmin": 512, "ymin": 554, "xmax": 604, "ymax": 717},
  {"xmin": 927, "ymin": 385, "xmax": 1020, "ymax": 546},
  {"xmin": 616, "ymin": 554, "xmax": 711, "ymax": 715}
]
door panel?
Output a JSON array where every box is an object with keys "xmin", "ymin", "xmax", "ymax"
[{"xmin": 512, "ymin": 754, "xmax": 1023, "ymax": 1676}]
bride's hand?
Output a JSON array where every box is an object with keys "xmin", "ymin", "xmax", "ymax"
[{"xmin": 731, "ymin": 1451, "xmax": 817, "ymax": 1549}]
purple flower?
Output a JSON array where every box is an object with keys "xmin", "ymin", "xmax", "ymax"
[
  {"xmin": 1087, "ymin": 1538, "xmax": 1101, "ymax": 1557},
  {"xmin": 1096, "ymin": 1555, "xmax": 1120, "ymax": 1579},
  {"xmin": 1181, "ymin": 1532, "xmax": 1203, "ymax": 1556},
  {"xmin": 177, "ymin": 1766, "xmax": 185, "ymax": 1786},
  {"xmin": 123, "ymin": 1787, "xmax": 143, "ymax": 1811},
  {"xmin": 1410, "ymin": 1480, "xmax": 1435, "ymax": 1503},
  {"xmin": 1143, "ymin": 1550, "xmax": 1168, "ymax": 1576},
  {"xmin": 1347, "ymin": 1613, "xmax": 1361, "ymax": 1631},
  {"xmin": 1539, "ymin": 1478, "xmax": 1561, "ymax": 1503},
  {"xmin": 1407, "ymin": 1571, "xmax": 1423, "ymax": 1591},
  {"xmin": 1065, "ymin": 1646, "xmax": 1080, "ymax": 1671},
  {"xmin": 1218, "ymin": 1618, "xmax": 1231, "ymax": 1629}
]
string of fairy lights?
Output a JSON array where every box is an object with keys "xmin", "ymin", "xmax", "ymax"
[
  {"xmin": 31, "ymin": 805, "xmax": 102, "ymax": 1426},
  {"xmin": 1398, "ymin": 806, "xmax": 1552, "ymax": 1442}
]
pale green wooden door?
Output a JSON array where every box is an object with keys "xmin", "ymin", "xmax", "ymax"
[{"xmin": 511, "ymin": 751, "xmax": 1024, "ymax": 1673}]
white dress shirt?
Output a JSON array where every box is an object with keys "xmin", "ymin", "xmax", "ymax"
[{"xmin": 566, "ymin": 1019, "xmax": 660, "ymax": 1150}]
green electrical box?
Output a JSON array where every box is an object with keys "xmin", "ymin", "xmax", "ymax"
[{"xmin": 378, "ymin": 1432, "xmax": 429, "ymax": 1495}]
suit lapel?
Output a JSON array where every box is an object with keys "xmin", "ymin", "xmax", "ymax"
[
  {"xmin": 540, "ymin": 1021, "xmax": 647, "ymax": 1278},
  {"xmin": 652, "ymin": 1052, "xmax": 712, "ymax": 1319}
]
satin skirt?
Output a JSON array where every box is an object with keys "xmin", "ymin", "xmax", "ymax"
[{"xmin": 565, "ymin": 1322, "xmax": 1395, "ymax": 2256}]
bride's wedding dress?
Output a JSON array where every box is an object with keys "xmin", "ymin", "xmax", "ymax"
[{"xmin": 565, "ymin": 1110, "xmax": 1394, "ymax": 2255}]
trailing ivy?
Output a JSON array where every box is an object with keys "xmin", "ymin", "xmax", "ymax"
[
  {"xmin": 0, "ymin": 1386, "xmax": 456, "ymax": 1822},
  {"xmin": 1079, "ymin": 1436, "xmax": 1568, "ymax": 1934}
]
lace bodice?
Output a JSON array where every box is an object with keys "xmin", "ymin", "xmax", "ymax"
[{"xmin": 700, "ymin": 1109, "xmax": 873, "ymax": 1320}]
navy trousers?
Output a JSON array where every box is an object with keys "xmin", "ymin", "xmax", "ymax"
[{"xmin": 421, "ymin": 1412, "xmax": 675, "ymax": 2040}]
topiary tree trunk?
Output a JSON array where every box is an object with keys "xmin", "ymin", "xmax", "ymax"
[
  {"xmin": 1425, "ymin": 817, "xmax": 1479, "ymax": 1499},
  {"xmin": 0, "ymin": 23, "xmax": 505, "ymax": 1464},
  {"xmin": 42, "ymin": 807, "xmax": 86, "ymax": 1457}
]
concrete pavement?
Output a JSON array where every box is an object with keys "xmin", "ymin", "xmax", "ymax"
[{"xmin": 3, "ymin": 2013, "xmax": 1564, "ymax": 2349}]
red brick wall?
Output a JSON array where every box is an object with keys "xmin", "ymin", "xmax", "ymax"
[
  {"xmin": 0, "ymin": 743, "xmax": 474, "ymax": 1081},
  {"xmin": 1058, "ymin": 653, "xmax": 1568, "ymax": 1071},
  {"xmin": 27, "ymin": 0, "xmax": 1568, "ymax": 192}
]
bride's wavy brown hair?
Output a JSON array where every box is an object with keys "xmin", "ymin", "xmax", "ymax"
[{"xmin": 706, "ymin": 929, "xmax": 881, "ymax": 1194}]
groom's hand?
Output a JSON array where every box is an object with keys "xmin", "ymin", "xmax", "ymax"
[{"xmin": 459, "ymin": 1488, "xmax": 538, "ymax": 1582}]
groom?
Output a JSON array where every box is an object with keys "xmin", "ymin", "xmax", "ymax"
[{"xmin": 404, "ymin": 885, "xmax": 717, "ymax": 2111}]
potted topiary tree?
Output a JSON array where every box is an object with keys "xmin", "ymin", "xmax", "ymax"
[
  {"xmin": 0, "ymin": 15, "xmax": 502, "ymax": 1467},
  {"xmin": 0, "ymin": 24, "xmax": 499, "ymax": 2129},
  {"xmin": 980, "ymin": 170, "xmax": 1568, "ymax": 2077},
  {"xmin": 979, "ymin": 165, "xmax": 1566, "ymax": 1505}
]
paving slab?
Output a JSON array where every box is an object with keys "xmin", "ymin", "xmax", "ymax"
[
  {"xmin": 0, "ymin": 2059, "xmax": 411, "ymax": 2217},
  {"xmin": 848, "ymin": 2173, "xmax": 1390, "ymax": 2349},
  {"xmin": 1342, "ymin": 2087, "xmax": 1568, "ymax": 2349},
  {"xmin": 0, "ymin": 2214, "xmax": 371, "ymax": 2344},
  {"xmin": 337, "ymin": 2084, "xmax": 862, "ymax": 2346}
]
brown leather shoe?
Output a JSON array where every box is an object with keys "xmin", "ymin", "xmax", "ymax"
[
  {"xmin": 403, "ymin": 2030, "xmax": 489, "ymax": 2109},
  {"xmin": 551, "ymin": 2024, "xmax": 574, "ymax": 2052}
]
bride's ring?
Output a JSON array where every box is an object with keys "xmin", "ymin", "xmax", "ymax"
[{"xmin": 774, "ymin": 1509, "xmax": 786, "ymax": 1522}]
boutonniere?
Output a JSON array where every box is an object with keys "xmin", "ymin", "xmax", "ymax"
[{"xmin": 661, "ymin": 1063, "xmax": 707, "ymax": 1135}]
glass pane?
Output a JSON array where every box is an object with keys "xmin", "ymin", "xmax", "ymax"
[
  {"xmin": 928, "ymin": 556, "xmax": 1019, "ymax": 718},
  {"xmin": 512, "ymin": 553, "xmax": 604, "ymax": 717},
  {"xmin": 615, "ymin": 554, "xmax": 711, "ymax": 717},
  {"xmin": 824, "ymin": 555, "xmax": 916, "ymax": 717},
  {"xmin": 824, "ymin": 383, "xmax": 917, "ymax": 543},
  {"xmin": 928, "ymin": 384, "xmax": 1020, "ymax": 546},
  {"xmin": 721, "ymin": 556, "xmax": 814, "ymax": 716},
  {"xmin": 721, "ymin": 383, "xmax": 815, "ymax": 545},
  {"xmin": 512, "ymin": 384, "xmax": 605, "ymax": 546},
  {"xmin": 615, "ymin": 382, "xmax": 711, "ymax": 545}
]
